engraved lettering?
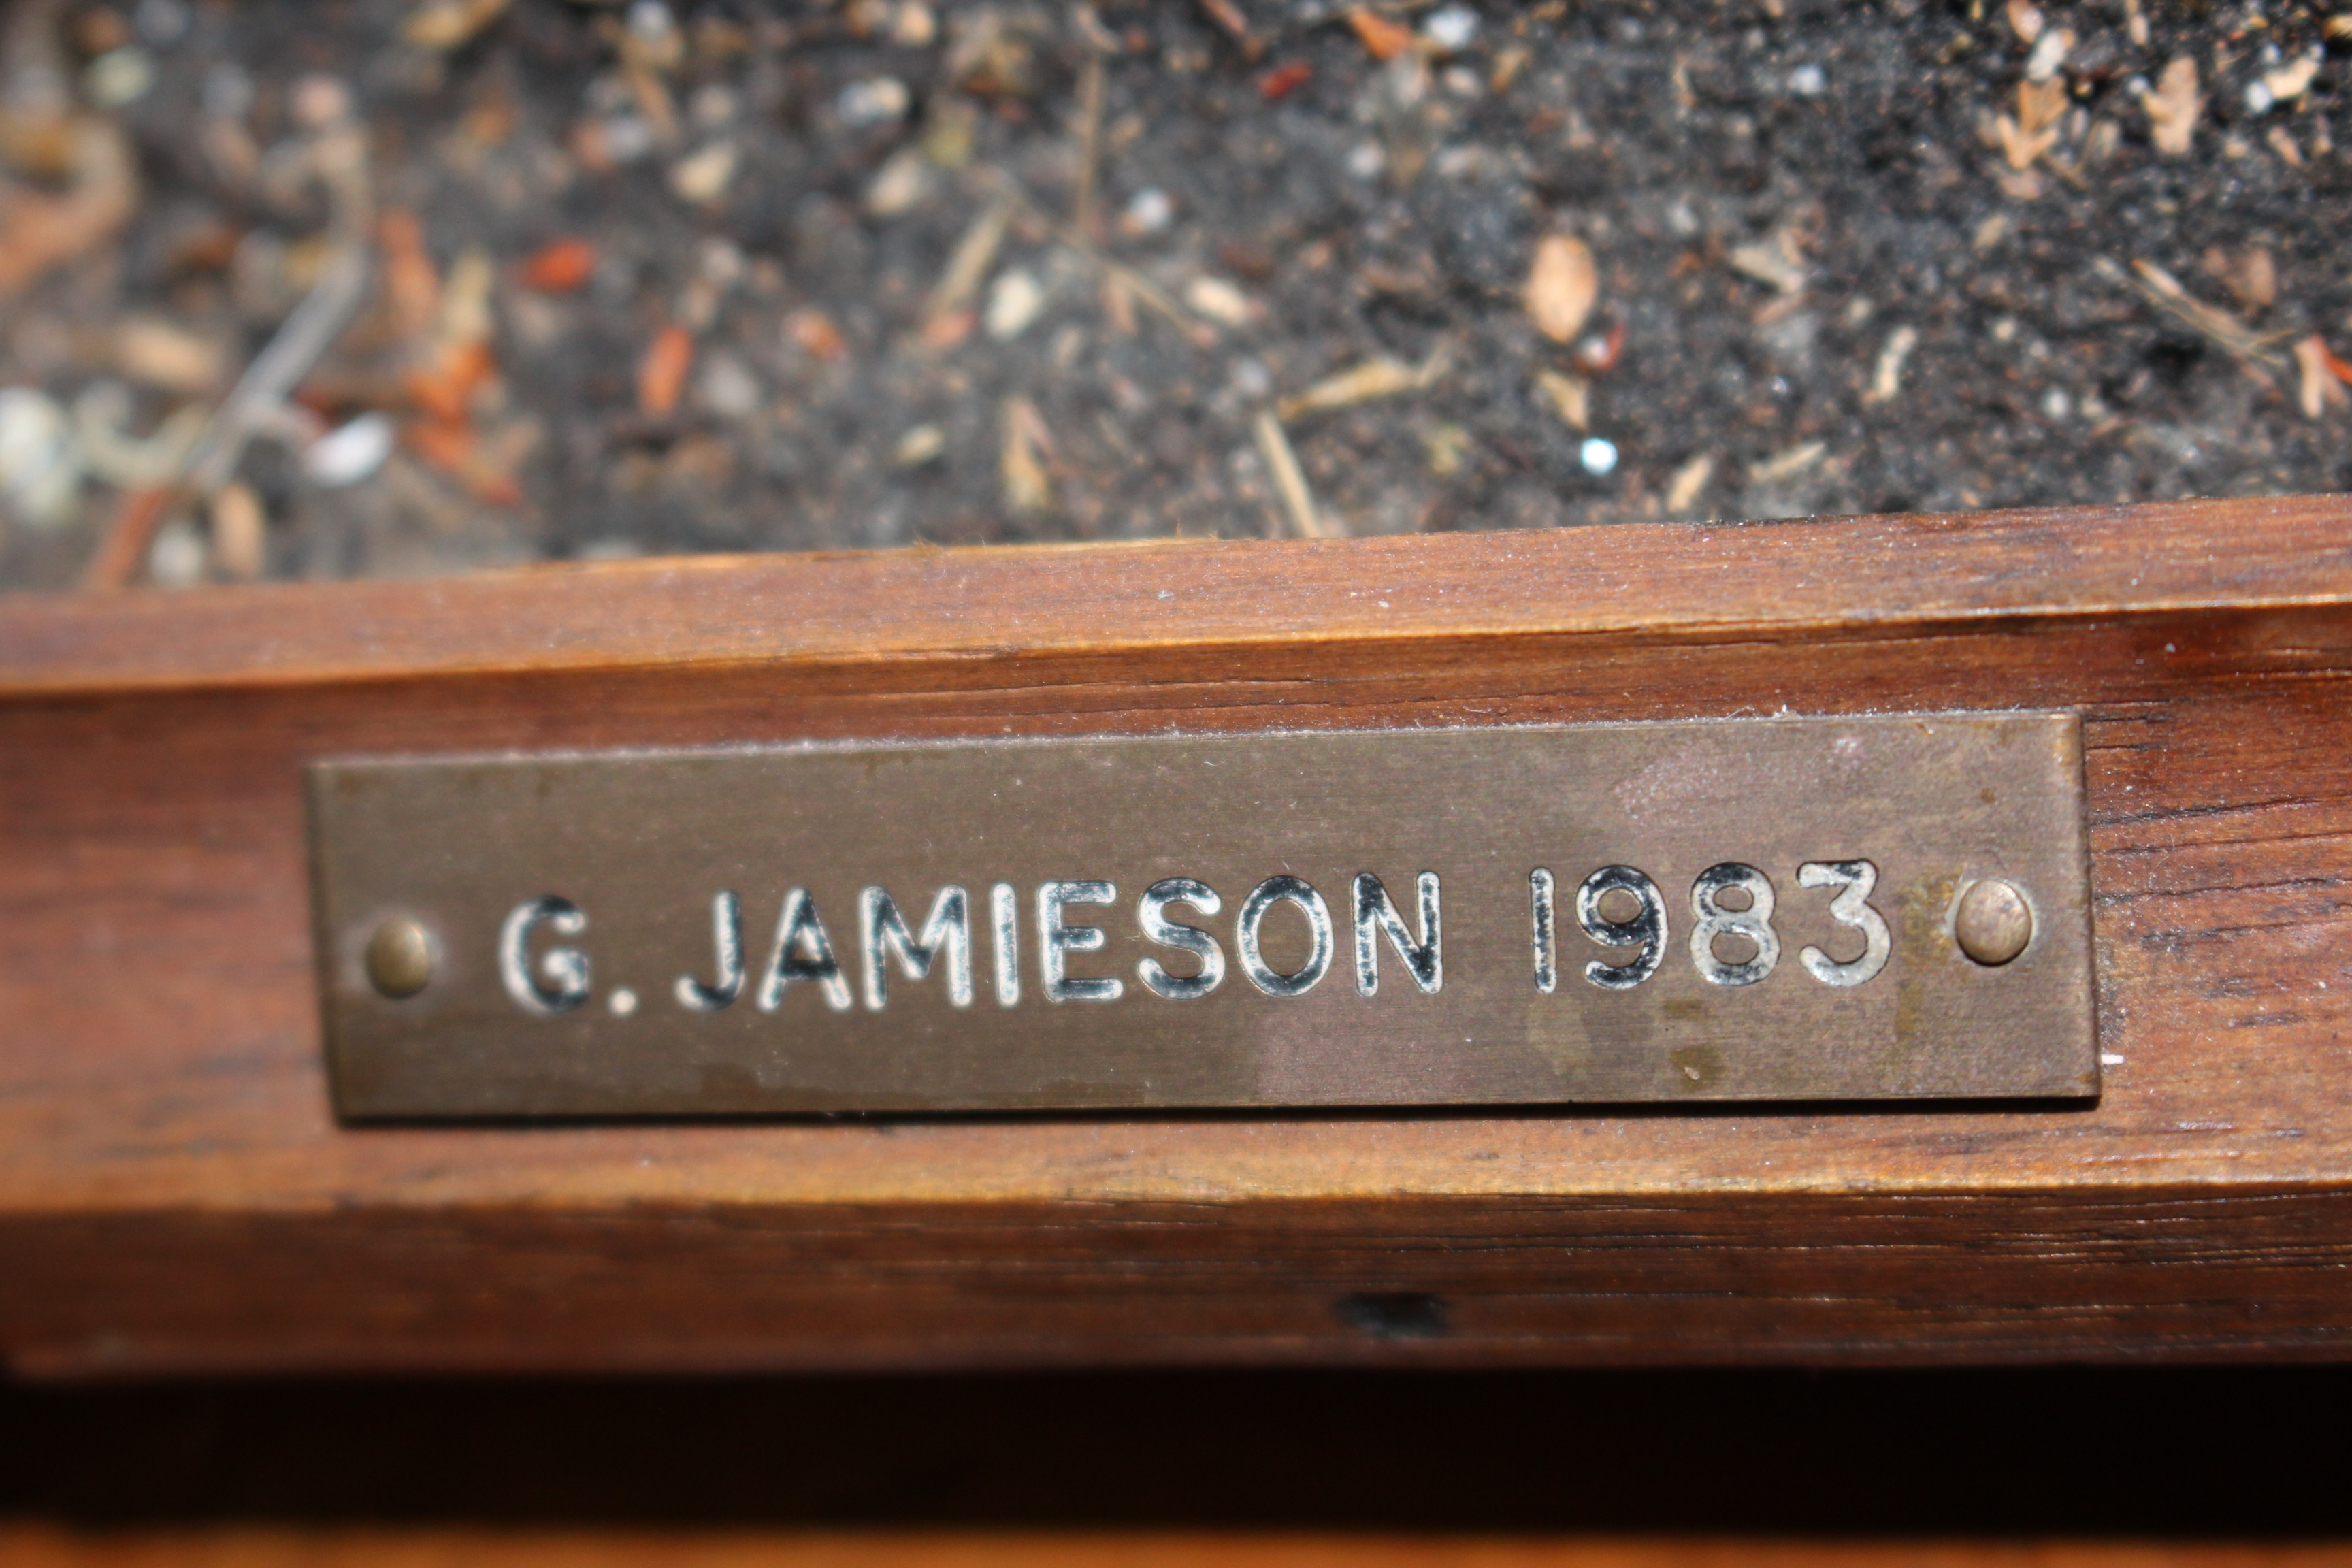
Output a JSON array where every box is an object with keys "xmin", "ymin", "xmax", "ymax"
[
  {"xmin": 674, "ymin": 889, "xmax": 743, "ymax": 1011},
  {"xmin": 1137, "ymin": 877, "xmax": 1224, "ymax": 1000},
  {"xmin": 1353, "ymin": 871, "xmax": 1441, "ymax": 997},
  {"xmin": 755, "ymin": 888, "xmax": 853, "ymax": 1012},
  {"xmin": 499, "ymin": 896, "xmax": 590, "ymax": 1015},
  {"xmin": 1797, "ymin": 860, "xmax": 1891, "ymax": 987},
  {"xmin": 1236, "ymin": 875, "xmax": 1333, "ymax": 998},
  {"xmin": 1576, "ymin": 866, "xmax": 1667, "ymax": 990},
  {"xmin": 860, "ymin": 885, "xmax": 974, "ymax": 1010},
  {"xmin": 1038, "ymin": 879, "xmax": 1122, "ymax": 1002},
  {"xmin": 1529, "ymin": 868, "xmax": 1557, "ymax": 994},
  {"xmin": 990, "ymin": 881, "xmax": 1020, "ymax": 1007},
  {"xmin": 1690, "ymin": 863, "xmax": 1779, "ymax": 987}
]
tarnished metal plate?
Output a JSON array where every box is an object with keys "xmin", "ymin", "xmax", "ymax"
[{"xmin": 308, "ymin": 713, "xmax": 2097, "ymax": 1119}]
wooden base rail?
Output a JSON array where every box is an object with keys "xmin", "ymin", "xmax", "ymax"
[{"xmin": 7, "ymin": 495, "xmax": 2352, "ymax": 1374}]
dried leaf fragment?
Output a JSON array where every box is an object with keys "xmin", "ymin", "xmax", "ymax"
[
  {"xmin": 519, "ymin": 237, "xmax": 598, "ymax": 293},
  {"xmin": 2142, "ymin": 57, "xmax": 2202, "ymax": 157},
  {"xmin": 1525, "ymin": 234, "xmax": 1599, "ymax": 343}
]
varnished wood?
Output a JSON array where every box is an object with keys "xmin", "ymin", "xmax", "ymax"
[{"xmin": 6, "ymin": 496, "xmax": 2352, "ymax": 1372}]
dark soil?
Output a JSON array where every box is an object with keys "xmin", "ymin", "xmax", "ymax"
[{"xmin": 0, "ymin": 0, "xmax": 2347, "ymax": 590}]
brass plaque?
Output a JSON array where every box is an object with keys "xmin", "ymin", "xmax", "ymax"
[{"xmin": 309, "ymin": 713, "xmax": 2097, "ymax": 1118}]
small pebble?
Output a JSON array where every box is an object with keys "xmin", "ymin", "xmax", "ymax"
[
  {"xmin": 1423, "ymin": 5, "xmax": 1480, "ymax": 52},
  {"xmin": 892, "ymin": 1, "xmax": 938, "ymax": 46},
  {"xmin": 84, "ymin": 48, "xmax": 155, "ymax": 109},
  {"xmin": 289, "ymin": 73, "xmax": 353, "ymax": 130},
  {"xmin": 698, "ymin": 353, "xmax": 762, "ymax": 420},
  {"xmin": 303, "ymin": 412, "xmax": 395, "ymax": 487},
  {"xmin": 689, "ymin": 83, "xmax": 738, "ymax": 129},
  {"xmin": 148, "ymin": 516, "xmax": 206, "ymax": 587},
  {"xmin": 0, "ymin": 387, "xmax": 79, "ymax": 530},
  {"xmin": 2244, "ymin": 80, "xmax": 2276, "ymax": 114},
  {"xmin": 1579, "ymin": 437, "xmax": 1620, "ymax": 476},
  {"xmin": 1184, "ymin": 276, "xmax": 1254, "ymax": 327},
  {"xmin": 600, "ymin": 116, "xmax": 656, "ymax": 164},
  {"xmin": 895, "ymin": 425, "xmax": 946, "ymax": 466},
  {"xmin": 134, "ymin": 0, "xmax": 190, "ymax": 46},
  {"xmin": 1787, "ymin": 63, "xmax": 1827, "ymax": 97},
  {"xmin": 986, "ymin": 269, "xmax": 1046, "ymax": 339},
  {"xmin": 668, "ymin": 140, "xmax": 738, "ymax": 204},
  {"xmin": 1346, "ymin": 142, "xmax": 1387, "ymax": 180},
  {"xmin": 1122, "ymin": 187, "xmax": 1174, "ymax": 235},
  {"xmin": 626, "ymin": 0, "xmax": 676, "ymax": 44},
  {"xmin": 865, "ymin": 148, "xmax": 934, "ymax": 216},
  {"xmin": 2041, "ymin": 387, "xmax": 2072, "ymax": 420},
  {"xmin": 838, "ymin": 76, "xmax": 911, "ymax": 127}
]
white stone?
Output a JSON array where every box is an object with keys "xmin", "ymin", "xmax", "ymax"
[{"xmin": 303, "ymin": 413, "xmax": 395, "ymax": 487}]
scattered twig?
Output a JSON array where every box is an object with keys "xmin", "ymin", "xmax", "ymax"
[
  {"xmin": 1253, "ymin": 410, "xmax": 1335, "ymax": 538},
  {"xmin": 1277, "ymin": 344, "xmax": 1449, "ymax": 421},
  {"xmin": 1071, "ymin": 53, "xmax": 1106, "ymax": 239},
  {"xmin": 2095, "ymin": 256, "xmax": 2287, "ymax": 388}
]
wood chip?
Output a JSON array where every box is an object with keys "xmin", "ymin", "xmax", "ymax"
[
  {"xmin": 1534, "ymin": 368, "xmax": 1589, "ymax": 430},
  {"xmin": 1749, "ymin": 440, "xmax": 1826, "ymax": 485},
  {"xmin": 1525, "ymin": 234, "xmax": 1598, "ymax": 343},
  {"xmin": 637, "ymin": 323, "xmax": 693, "ymax": 419},
  {"xmin": 1728, "ymin": 231, "xmax": 1806, "ymax": 295},
  {"xmin": 115, "ymin": 318, "xmax": 227, "ymax": 395},
  {"xmin": 1001, "ymin": 395, "xmax": 1053, "ymax": 513},
  {"xmin": 1277, "ymin": 356, "xmax": 1420, "ymax": 420},
  {"xmin": 2142, "ymin": 56, "xmax": 2202, "ymax": 158},
  {"xmin": 1665, "ymin": 453, "xmax": 1715, "ymax": 512},
  {"xmin": 2298, "ymin": 336, "xmax": 2352, "ymax": 419},
  {"xmin": 1348, "ymin": 7, "xmax": 1415, "ymax": 61},
  {"xmin": 208, "ymin": 480, "xmax": 265, "ymax": 579}
]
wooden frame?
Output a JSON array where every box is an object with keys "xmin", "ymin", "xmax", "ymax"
[{"xmin": 6, "ymin": 494, "xmax": 2352, "ymax": 1374}]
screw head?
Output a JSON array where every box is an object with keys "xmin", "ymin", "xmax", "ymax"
[
  {"xmin": 1954, "ymin": 879, "xmax": 2033, "ymax": 966},
  {"xmin": 365, "ymin": 917, "xmax": 434, "ymax": 998}
]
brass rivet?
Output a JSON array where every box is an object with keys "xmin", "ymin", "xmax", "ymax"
[
  {"xmin": 1954, "ymin": 879, "xmax": 2033, "ymax": 966},
  {"xmin": 365, "ymin": 917, "xmax": 434, "ymax": 998}
]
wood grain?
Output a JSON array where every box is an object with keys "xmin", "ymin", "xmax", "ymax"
[{"xmin": 7, "ymin": 496, "xmax": 2352, "ymax": 1373}]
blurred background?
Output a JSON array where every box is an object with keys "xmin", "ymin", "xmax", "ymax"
[{"xmin": 0, "ymin": 0, "xmax": 2345, "ymax": 591}]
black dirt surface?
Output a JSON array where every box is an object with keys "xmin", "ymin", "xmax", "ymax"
[{"xmin": 0, "ymin": 0, "xmax": 2346, "ymax": 590}]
